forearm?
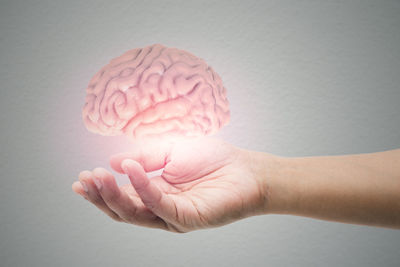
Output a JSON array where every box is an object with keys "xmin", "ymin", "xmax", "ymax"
[{"xmin": 256, "ymin": 149, "xmax": 400, "ymax": 228}]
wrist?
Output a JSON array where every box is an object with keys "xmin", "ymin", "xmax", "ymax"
[{"xmin": 250, "ymin": 151, "xmax": 299, "ymax": 215}]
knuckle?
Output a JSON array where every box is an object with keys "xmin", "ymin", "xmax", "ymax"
[
  {"xmin": 105, "ymin": 191, "xmax": 121, "ymax": 203},
  {"xmin": 124, "ymin": 207, "xmax": 139, "ymax": 223},
  {"xmin": 90, "ymin": 196, "xmax": 104, "ymax": 206}
]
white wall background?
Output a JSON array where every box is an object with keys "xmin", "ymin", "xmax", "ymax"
[{"xmin": 1, "ymin": 0, "xmax": 399, "ymax": 266}]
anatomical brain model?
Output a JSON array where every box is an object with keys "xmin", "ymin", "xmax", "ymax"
[{"xmin": 82, "ymin": 44, "xmax": 230, "ymax": 140}]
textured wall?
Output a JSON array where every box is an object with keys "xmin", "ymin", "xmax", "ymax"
[{"xmin": 1, "ymin": 0, "xmax": 399, "ymax": 266}]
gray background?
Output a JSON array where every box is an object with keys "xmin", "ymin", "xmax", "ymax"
[{"xmin": 1, "ymin": 0, "xmax": 399, "ymax": 266}]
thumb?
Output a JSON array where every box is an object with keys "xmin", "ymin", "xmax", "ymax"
[
  {"xmin": 110, "ymin": 141, "xmax": 172, "ymax": 174},
  {"xmin": 121, "ymin": 159, "xmax": 176, "ymax": 222}
]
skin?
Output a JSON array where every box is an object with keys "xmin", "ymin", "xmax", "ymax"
[{"xmin": 72, "ymin": 138, "xmax": 400, "ymax": 232}]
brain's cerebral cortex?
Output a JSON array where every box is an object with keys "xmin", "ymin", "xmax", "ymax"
[{"xmin": 82, "ymin": 44, "xmax": 230, "ymax": 140}]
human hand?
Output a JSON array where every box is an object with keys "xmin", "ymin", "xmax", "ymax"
[{"xmin": 72, "ymin": 138, "xmax": 269, "ymax": 233}]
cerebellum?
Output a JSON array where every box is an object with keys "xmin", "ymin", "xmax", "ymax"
[{"xmin": 82, "ymin": 44, "xmax": 230, "ymax": 140}]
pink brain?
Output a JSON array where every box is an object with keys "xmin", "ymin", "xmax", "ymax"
[{"xmin": 82, "ymin": 44, "xmax": 230, "ymax": 140}]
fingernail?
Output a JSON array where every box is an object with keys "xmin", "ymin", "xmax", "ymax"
[
  {"xmin": 93, "ymin": 177, "xmax": 103, "ymax": 190},
  {"xmin": 121, "ymin": 159, "xmax": 132, "ymax": 173},
  {"xmin": 81, "ymin": 181, "xmax": 88, "ymax": 192},
  {"xmin": 121, "ymin": 165, "xmax": 128, "ymax": 174}
]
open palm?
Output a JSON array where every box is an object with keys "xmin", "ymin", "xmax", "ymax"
[{"xmin": 73, "ymin": 138, "xmax": 266, "ymax": 233}]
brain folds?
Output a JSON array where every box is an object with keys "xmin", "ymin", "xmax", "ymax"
[{"xmin": 82, "ymin": 44, "xmax": 230, "ymax": 140}]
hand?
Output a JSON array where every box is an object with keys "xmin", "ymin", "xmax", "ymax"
[{"xmin": 72, "ymin": 138, "xmax": 268, "ymax": 233}]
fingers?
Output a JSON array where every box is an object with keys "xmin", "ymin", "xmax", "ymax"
[
  {"xmin": 91, "ymin": 167, "xmax": 166, "ymax": 229},
  {"xmin": 72, "ymin": 181, "xmax": 86, "ymax": 197},
  {"xmin": 78, "ymin": 171, "xmax": 123, "ymax": 222},
  {"xmin": 121, "ymin": 159, "xmax": 177, "ymax": 223},
  {"xmin": 73, "ymin": 169, "xmax": 168, "ymax": 230},
  {"xmin": 110, "ymin": 141, "xmax": 172, "ymax": 173}
]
